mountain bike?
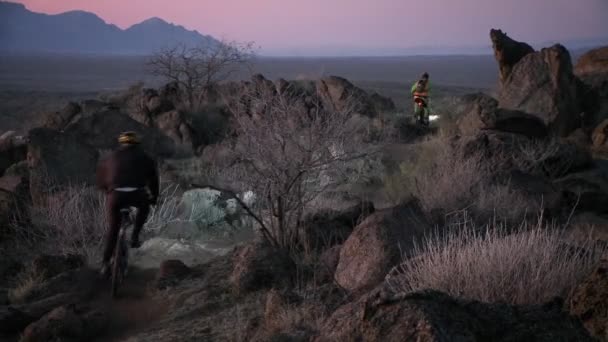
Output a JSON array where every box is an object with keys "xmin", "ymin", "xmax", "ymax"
[
  {"xmin": 111, "ymin": 208, "xmax": 134, "ymax": 298},
  {"xmin": 414, "ymin": 97, "xmax": 430, "ymax": 127}
]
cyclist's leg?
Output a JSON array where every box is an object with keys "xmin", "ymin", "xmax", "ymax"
[
  {"xmin": 102, "ymin": 192, "xmax": 123, "ymax": 268},
  {"xmin": 130, "ymin": 191, "xmax": 150, "ymax": 248}
]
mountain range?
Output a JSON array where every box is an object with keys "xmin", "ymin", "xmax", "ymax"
[{"xmin": 0, "ymin": 1, "xmax": 220, "ymax": 55}]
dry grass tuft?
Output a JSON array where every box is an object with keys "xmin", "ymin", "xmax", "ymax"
[{"xmin": 386, "ymin": 217, "xmax": 606, "ymax": 305}]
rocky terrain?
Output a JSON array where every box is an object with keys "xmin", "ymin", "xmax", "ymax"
[{"xmin": 1, "ymin": 29, "xmax": 608, "ymax": 341}]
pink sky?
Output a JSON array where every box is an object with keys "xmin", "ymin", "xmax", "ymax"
[{"xmin": 10, "ymin": 0, "xmax": 608, "ymax": 55}]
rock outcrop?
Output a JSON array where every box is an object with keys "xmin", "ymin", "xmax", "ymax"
[
  {"xmin": 498, "ymin": 44, "xmax": 586, "ymax": 136},
  {"xmin": 317, "ymin": 289, "xmax": 594, "ymax": 341},
  {"xmin": 575, "ymin": 46, "xmax": 608, "ymax": 77},
  {"xmin": 489, "ymin": 29, "xmax": 596, "ymax": 136},
  {"xmin": 26, "ymin": 128, "xmax": 99, "ymax": 204},
  {"xmin": 456, "ymin": 92, "xmax": 548, "ymax": 138},
  {"xmin": 490, "ymin": 29, "xmax": 535, "ymax": 84}
]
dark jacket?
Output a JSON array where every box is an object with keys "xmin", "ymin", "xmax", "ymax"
[{"xmin": 96, "ymin": 145, "xmax": 159, "ymax": 199}]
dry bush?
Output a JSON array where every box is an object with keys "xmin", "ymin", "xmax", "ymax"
[
  {"xmin": 148, "ymin": 40, "xmax": 256, "ymax": 111},
  {"xmin": 26, "ymin": 185, "xmax": 108, "ymax": 263},
  {"xmin": 386, "ymin": 218, "xmax": 605, "ymax": 305},
  {"xmin": 12, "ymin": 181, "xmax": 183, "ymax": 264},
  {"xmin": 222, "ymin": 84, "xmax": 382, "ymax": 252}
]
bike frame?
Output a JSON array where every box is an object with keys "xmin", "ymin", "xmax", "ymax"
[{"xmin": 111, "ymin": 208, "xmax": 135, "ymax": 298}]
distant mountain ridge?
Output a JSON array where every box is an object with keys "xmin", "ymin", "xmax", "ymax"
[{"xmin": 0, "ymin": 1, "xmax": 220, "ymax": 55}]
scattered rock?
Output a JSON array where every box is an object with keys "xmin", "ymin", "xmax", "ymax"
[
  {"xmin": 334, "ymin": 200, "xmax": 430, "ymax": 293},
  {"xmin": 229, "ymin": 241, "xmax": 293, "ymax": 295},
  {"xmin": 156, "ymin": 259, "xmax": 191, "ymax": 289},
  {"xmin": 317, "ymin": 289, "xmax": 594, "ymax": 341},
  {"xmin": 567, "ymin": 259, "xmax": 608, "ymax": 340},
  {"xmin": 20, "ymin": 304, "xmax": 107, "ymax": 342}
]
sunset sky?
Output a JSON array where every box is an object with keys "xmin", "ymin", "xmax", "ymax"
[{"xmin": 9, "ymin": 0, "xmax": 608, "ymax": 55}]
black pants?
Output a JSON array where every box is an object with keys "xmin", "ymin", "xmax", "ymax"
[{"xmin": 103, "ymin": 189, "xmax": 150, "ymax": 263}]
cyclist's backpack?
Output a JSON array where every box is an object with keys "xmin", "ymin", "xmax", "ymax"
[{"xmin": 415, "ymin": 80, "xmax": 427, "ymax": 94}]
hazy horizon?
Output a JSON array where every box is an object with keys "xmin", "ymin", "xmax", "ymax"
[{"xmin": 7, "ymin": 0, "xmax": 608, "ymax": 56}]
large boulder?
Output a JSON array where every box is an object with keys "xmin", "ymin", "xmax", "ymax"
[
  {"xmin": 490, "ymin": 29, "xmax": 535, "ymax": 85},
  {"xmin": 567, "ymin": 259, "xmax": 608, "ymax": 340},
  {"xmin": 27, "ymin": 128, "xmax": 99, "ymax": 205},
  {"xmin": 491, "ymin": 30, "xmax": 589, "ymax": 136},
  {"xmin": 334, "ymin": 200, "xmax": 430, "ymax": 294},
  {"xmin": 316, "ymin": 289, "xmax": 594, "ymax": 341}
]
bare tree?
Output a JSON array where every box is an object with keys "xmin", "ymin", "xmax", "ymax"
[
  {"xmin": 218, "ymin": 84, "xmax": 381, "ymax": 253},
  {"xmin": 148, "ymin": 39, "xmax": 256, "ymax": 110}
]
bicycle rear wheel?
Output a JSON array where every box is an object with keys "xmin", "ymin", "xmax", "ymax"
[{"xmin": 111, "ymin": 230, "xmax": 126, "ymax": 298}]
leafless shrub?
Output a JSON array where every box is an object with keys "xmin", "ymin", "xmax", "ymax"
[
  {"xmin": 386, "ymin": 217, "xmax": 605, "ymax": 305},
  {"xmin": 24, "ymin": 185, "xmax": 108, "ymax": 263},
  {"xmin": 12, "ymin": 181, "xmax": 184, "ymax": 264},
  {"xmin": 221, "ymin": 84, "xmax": 382, "ymax": 252},
  {"xmin": 148, "ymin": 40, "xmax": 256, "ymax": 111}
]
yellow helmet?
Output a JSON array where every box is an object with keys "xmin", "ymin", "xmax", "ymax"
[{"xmin": 118, "ymin": 131, "xmax": 140, "ymax": 145}]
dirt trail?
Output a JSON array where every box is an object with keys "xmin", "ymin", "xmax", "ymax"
[{"xmin": 89, "ymin": 267, "xmax": 169, "ymax": 342}]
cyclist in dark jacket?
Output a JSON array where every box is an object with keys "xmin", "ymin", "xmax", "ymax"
[{"xmin": 96, "ymin": 131, "xmax": 159, "ymax": 276}]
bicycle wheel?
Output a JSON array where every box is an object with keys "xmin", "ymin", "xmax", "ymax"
[{"xmin": 111, "ymin": 229, "xmax": 126, "ymax": 298}]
